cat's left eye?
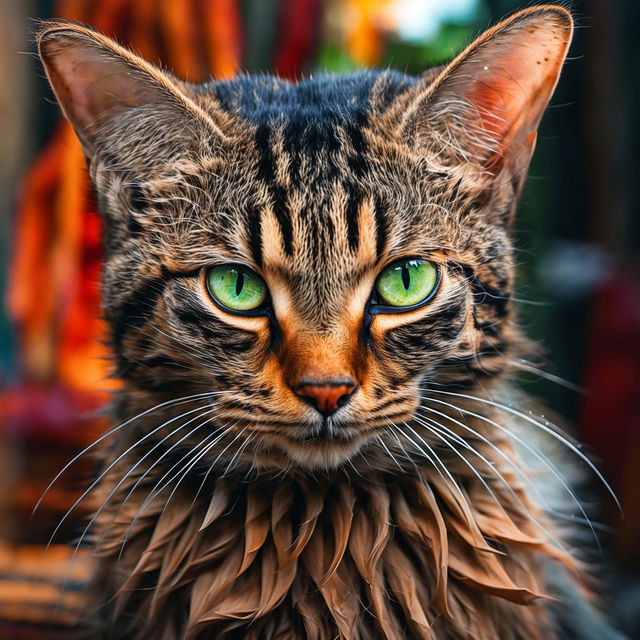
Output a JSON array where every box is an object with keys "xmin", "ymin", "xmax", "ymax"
[
  {"xmin": 206, "ymin": 265, "xmax": 267, "ymax": 313},
  {"xmin": 373, "ymin": 258, "xmax": 439, "ymax": 310}
]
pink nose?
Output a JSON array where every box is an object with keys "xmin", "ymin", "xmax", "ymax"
[{"xmin": 293, "ymin": 379, "xmax": 357, "ymax": 416}]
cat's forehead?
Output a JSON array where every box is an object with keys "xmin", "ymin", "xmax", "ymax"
[
  {"xmin": 135, "ymin": 73, "xmax": 501, "ymax": 313},
  {"xmin": 207, "ymin": 119, "xmax": 449, "ymax": 281},
  {"xmin": 205, "ymin": 70, "xmax": 415, "ymax": 120},
  {"xmin": 199, "ymin": 74, "xmax": 454, "ymax": 244}
]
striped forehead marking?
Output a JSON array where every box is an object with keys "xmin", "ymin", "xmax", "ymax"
[
  {"xmin": 250, "ymin": 111, "xmax": 381, "ymax": 268},
  {"xmin": 255, "ymin": 123, "xmax": 294, "ymax": 258}
]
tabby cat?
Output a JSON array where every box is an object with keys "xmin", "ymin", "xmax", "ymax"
[{"xmin": 37, "ymin": 5, "xmax": 624, "ymax": 639}]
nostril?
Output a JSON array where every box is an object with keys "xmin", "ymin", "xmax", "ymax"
[{"xmin": 293, "ymin": 379, "xmax": 358, "ymax": 417}]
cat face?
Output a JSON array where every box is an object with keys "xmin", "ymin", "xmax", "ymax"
[{"xmin": 38, "ymin": 8, "xmax": 572, "ymax": 469}]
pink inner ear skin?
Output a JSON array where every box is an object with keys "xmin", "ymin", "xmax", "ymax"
[
  {"xmin": 39, "ymin": 27, "xmax": 184, "ymax": 153},
  {"xmin": 54, "ymin": 52, "xmax": 149, "ymax": 138},
  {"xmin": 467, "ymin": 56, "xmax": 564, "ymax": 144},
  {"xmin": 62, "ymin": 59, "xmax": 101, "ymax": 132},
  {"xmin": 39, "ymin": 36, "xmax": 141, "ymax": 149},
  {"xmin": 413, "ymin": 9, "xmax": 574, "ymax": 175},
  {"xmin": 459, "ymin": 19, "xmax": 571, "ymax": 167}
]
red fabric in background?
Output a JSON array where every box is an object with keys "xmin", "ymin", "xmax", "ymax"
[
  {"xmin": 580, "ymin": 269, "xmax": 640, "ymax": 559},
  {"xmin": 273, "ymin": 0, "xmax": 322, "ymax": 79}
]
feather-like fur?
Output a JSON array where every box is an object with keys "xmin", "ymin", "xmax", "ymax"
[{"xmin": 88, "ymin": 464, "xmax": 580, "ymax": 639}]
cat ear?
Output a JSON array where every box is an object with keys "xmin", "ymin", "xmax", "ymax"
[
  {"xmin": 37, "ymin": 21, "xmax": 221, "ymax": 155},
  {"xmin": 396, "ymin": 6, "xmax": 572, "ymax": 186}
]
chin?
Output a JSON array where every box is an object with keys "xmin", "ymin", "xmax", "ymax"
[{"xmin": 256, "ymin": 431, "xmax": 370, "ymax": 471}]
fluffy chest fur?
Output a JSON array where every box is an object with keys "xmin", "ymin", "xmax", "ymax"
[
  {"xmin": 93, "ymin": 417, "xmax": 572, "ymax": 640},
  {"xmin": 36, "ymin": 6, "xmax": 622, "ymax": 640}
]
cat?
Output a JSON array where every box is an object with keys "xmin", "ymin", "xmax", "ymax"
[{"xmin": 36, "ymin": 5, "xmax": 625, "ymax": 639}]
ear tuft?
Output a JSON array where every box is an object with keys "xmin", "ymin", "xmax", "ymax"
[
  {"xmin": 396, "ymin": 5, "xmax": 573, "ymax": 182},
  {"xmin": 37, "ymin": 21, "xmax": 214, "ymax": 154}
]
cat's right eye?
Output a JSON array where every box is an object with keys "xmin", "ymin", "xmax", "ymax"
[
  {"xmin": 205, "ymin": 265, "xmax": 268, "ymax": 314},
  {"xmin": 373, "ymin": 259, "xmax": 439, "ymax": 310}
]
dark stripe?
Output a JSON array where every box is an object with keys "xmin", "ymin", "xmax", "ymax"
[
  {"xmin": 161, "ymin": 265, "xmax": 200, "ymax": 280},
  {"xmin": 221, "ymin": 399, "xmax": 278, "ymax": 414},
  {"xmin": 373, "ymin": 194, "xmax": 388, "ymax": 258},
  {"xmin": 111, "ymin": 268, "xmax": 195, "ymax": 353},
  {"xmin": 439, "ymin": 363, "xmax": 499, "ymax": 382},
  {"xmin": 345, "ymin": 111, "xmax": 368, "ymax": 179},
  {"xmin": 255, "ymin": 123, "xmax": 294, "ymax": 256},
  {"xmin": 283, "ymin": 118, "xmax": 305, "ymax": 184},
  {"xmin": 111, "ymin": 278, "xmax": 166, "ymax": 350},
  {"xmin": 173, "ymin": 302, "xmax": 257, "ymax": 352},
  {"xmin": 128, "ymin": 184, "xmax": 145, "ymax": 234},
  {"xmin": 134, "ymin": 378, "xmax": 192, "ymax": 394},
  {"xmin": 137, "ymin": 355, "xmax": 177, "ymax": 370},
  {"xmin": 450, "ymin": 262, "xmax": 510, "ymax": 326},
  {"xmin": 129, "ymin": 183, "xmax": 146, "ymax": 212},
  {"xmin": 342, "ymin": 113, "xmax": 369, "ymax": 253},
  {"xmin": 383, "ymin": 302, "xmax": 467, "ymax": 372},
  {"xmin": 116, "ymin": 354, "xmax": 178, "ymax": 380},
  {"xmin": 272, "ymin": 184, "xmax": 293, "ymax": 256},
  {"xmin": 372, "ymin": 395, "xmax": 409, "ymax": 413},
  {"xmin": 247, "ymin": 208, "xmax": 263, "ymax": 267},
  {"xmin": 345, "ymin": 191, "xmax": 360, "ymax": 251}
]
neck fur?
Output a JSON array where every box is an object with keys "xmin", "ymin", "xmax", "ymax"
[{"xmin": 90, "ymin": 419, "xmax": 580, "ymax": 639}]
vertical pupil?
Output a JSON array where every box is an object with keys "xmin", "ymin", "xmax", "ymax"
[
  {"xmin": 235, "ymin": 270, "xmax": 245, "ymax": 296},
  {"xmin": 401, "ymin": 264, "xmax": 411, "ymax": 290}
]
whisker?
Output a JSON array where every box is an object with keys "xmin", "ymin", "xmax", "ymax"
[
  {"xmin": 413, "ymin": 411, "xmax": 565, "ymax": 550},
  {"xmin": 32, "ymin": 391, "xmax": 232, "ymax": 519},
  {"xmin": 416, "ymin": 404, "xmax": 552, "ymax": 509},
  {"xmin": 219, "ymin": 421, "xmax": 257, "ymax": 480},
  {"xmin": 153, "ymin": 420, "xmax": 250, "ymax": 530},
  {"xmin": 376, "ymin": 433, "xmax": 405, "ymax": 472},
  {"xmin": 509, "ymin": 358, "xmax": 584, "ymax": 393},
  {"xmin": 412, "ymin": 413, "xmax": 513, "ymax": 520},
  {"xmin": 44, "ymin": 400, "xmax": 226, "ymax": 553},
  {"xmin": 396, "ymin": 421, "xmax": 470, "ymax": 515},
  {"xmin": 46, "ymin": 401, "xmax": 228, "ymax": 624},
  {"xmin": 119, "ymin": 417, "xmax": 249, "ymax": 556},
  {"xmin": 56, "ymin": 405, "xmax": 218, "ymax": 620},
  {"xmin": 424, "ymin": 388, "xmax": 621, "ymax": 512},
  {"xmin": 90, "ymin": 406, "xmax": 221, "ymax": 554},
  {"xmin": 386, "ymin": 424, "xmax": 422, "ymax": 475},
  {"xmin": 114, "ymin": 426, "xmax": 228, "ymax": 560},
  {"xmin": 418, "ymin": 393, "xmax": 603, "ymax": 548}
]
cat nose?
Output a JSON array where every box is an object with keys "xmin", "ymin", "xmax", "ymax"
[{"xmin": 292, "ymin": 378, "xmax": 358, "ymax": 417}]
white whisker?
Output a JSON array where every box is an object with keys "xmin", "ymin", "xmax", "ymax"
[{"xmin": 424, "ymin": 388, "xmax": 620, "ymax": 511}]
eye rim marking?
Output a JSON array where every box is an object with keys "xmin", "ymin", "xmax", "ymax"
[
  {"xmin": 369, "ymin": 258, "xmax": 442, "ymax": 315},
  {"xmin": 203, "ymin": 264, "xmax": 271, "ymax": 317}
]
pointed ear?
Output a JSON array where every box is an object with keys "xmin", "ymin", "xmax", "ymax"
[
  {"xmin": 396, "ymin": 6, "xmax": 572, "ymax": 186},
  {"xmin": 37, "ymin": 21, "xmax": 220, "ymax": 155}
]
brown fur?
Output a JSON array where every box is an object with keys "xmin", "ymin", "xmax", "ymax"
[
  {"xmin": 92, "ymin": 419, "xmax": 576, "ymax": 639},
  {"xmin": 34, "ymin": 6, "xmax": 620, "ymax": 639}
]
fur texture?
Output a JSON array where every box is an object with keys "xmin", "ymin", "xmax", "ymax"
[{"xmin": 36, "ymin": 6, "xmax": 623, "ymax": 639}]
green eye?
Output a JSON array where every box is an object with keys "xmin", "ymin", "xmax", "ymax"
[
  {"xmin": 375, "ymin": 259, "xmax": 439, "ymax": 308},
  {"xmin": 206, "ymin": 265, "xmax": 267, "ymax": 312}
]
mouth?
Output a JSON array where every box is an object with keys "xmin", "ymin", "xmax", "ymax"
[
  {"xmin": 265, "ymin": 433, "xmax": 370, "ymax": 470},
  {"xmin": 254, "ymin": 416, "xmax": 398, "ymax": 470},
  {"xmin": 290, "ymin": 415, "xmax": 360, "ymax": 441},
  {"xmin": 220, "ymin": 408, "xmax": 415, "ymax": 471}
]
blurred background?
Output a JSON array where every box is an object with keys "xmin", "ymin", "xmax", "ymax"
[{"xmin": 0, "ymin": 0, "xmax": 638, "ymax": 636}]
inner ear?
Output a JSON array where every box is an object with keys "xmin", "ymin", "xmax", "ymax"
[
  {"xmin": 394, "ymin": 6, "xmax": 573, "ymax": 178},
  {"xmin": 38, "ymin": 22, "xmax": 218, "ymax": 155}
]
